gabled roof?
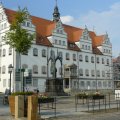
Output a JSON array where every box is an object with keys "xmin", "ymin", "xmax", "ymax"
[
  {"xmin": 93, "ymin": 47, "xmax": 103, "ymax": 55},
  {"xmin": 4, "ymin": 8, "xmax": 106, "ymax": 51},
  {"xmin": 68, "ymin": 42, "xmax": 81, "ymax": 51}
]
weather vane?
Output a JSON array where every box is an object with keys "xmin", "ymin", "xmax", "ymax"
[{"xmin": 55, "ymin": 0, "xmax": 58, "ymax": 6}]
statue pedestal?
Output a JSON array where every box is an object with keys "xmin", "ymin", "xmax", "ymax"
[{"xmin": 46, "ymin": 78, "xmax": 67, "ymax": 96}]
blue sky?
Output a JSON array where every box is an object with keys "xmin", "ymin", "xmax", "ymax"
[{"xmin": 1, "ymin": 0, "xmax": 120, "ymax": 57}]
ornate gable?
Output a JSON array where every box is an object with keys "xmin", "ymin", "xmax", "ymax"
[
  {"xmin": 81, "ymin": 26, "xmax": 91, "ymax": 41},
  {"xmin": 103, "ymin": 33, "xmax": 111, "ymax": 45},
  {"xmin": 49, "ymin": 20, "xmax": 67, "ymax": 49},
  {"xmin": 21, "ymin": 8, "xmax": 35, "ymax": 29},
  {"xmin": 53, "ymin": 20, "xmax": 67, "ymax": 36}
]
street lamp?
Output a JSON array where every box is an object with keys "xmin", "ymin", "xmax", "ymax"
[{"xmin": 8, "ymin": 64, "xmax": 13, "ymax": 94}]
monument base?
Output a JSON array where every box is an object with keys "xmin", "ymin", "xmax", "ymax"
[{"xmin": 46, "ymin": 78, "xmax": 67, "ymax": 96}]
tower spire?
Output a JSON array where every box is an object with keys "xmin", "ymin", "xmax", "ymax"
[{"xmin": 53, "ymin": 0, "xmax": 60, "ymax": 22}]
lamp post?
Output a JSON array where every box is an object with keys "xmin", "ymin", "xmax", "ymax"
[{"xmin": 8, "ymin": 64, "xmax": 13, "ymax": 94}]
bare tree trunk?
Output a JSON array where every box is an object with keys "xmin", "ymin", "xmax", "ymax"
[{"xmin": 18, "ymin": 52, "xmax": 22, "ymax": 92}]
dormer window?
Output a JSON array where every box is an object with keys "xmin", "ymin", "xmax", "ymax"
[
  {"xmin": 83, "ymin": 36, "xmax": 88, "ymax": 40},
  {"xmin": 69, "ymin": 43, "xmax": 75, "ymax": 48},
  {"xmin": 55, "ymin": 39, "xmax": 57, "ymax": 44},
  {"xmin": 82, "ymin": 45, "xmax": 84, "ymax": 49},
  {"xmin": 22, "ymin": 22, "xmax": 26, "ymax": 26},
  {"xmin": 88, "ymin": 46, "xmax": 90, "ymax": 50},
  {"xmin": 57, "ymin": 29, "xmax": 59, "ymax": 33},
  {"xmin": 60, "ymin": 30, "xmax": 63, "ymax": 34},
  {"xmin": 27, "ymin": 22, "xmax": 30, "ymax": 27}
]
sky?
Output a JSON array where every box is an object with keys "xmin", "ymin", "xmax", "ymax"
[{"xmin": 1, "ymin": 0, "xmax": 120, "ymax": 57}]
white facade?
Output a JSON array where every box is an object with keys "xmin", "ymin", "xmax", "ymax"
[{"xmin": 0, "ymin": 3, "xmax": 113, "ymax": 93}]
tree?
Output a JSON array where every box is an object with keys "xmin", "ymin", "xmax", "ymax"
[
  {"xmin": 5, "ymin": 7, "xmax": 34, "ymax": 54},
  {"xmin": 4, "ymin": 7, "xmax": 34, "ymax": 91}
]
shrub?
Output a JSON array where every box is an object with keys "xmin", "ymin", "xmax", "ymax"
[{"xmin": 11, "ymin": 91, "xmax": 34, "ymax": 96}]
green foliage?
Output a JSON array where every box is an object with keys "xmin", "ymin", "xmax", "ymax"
[
  {"xmin": 5, "ymin": 7, "xmax": 34, "ymax": 54},
  {"xmin": 11, "ymin": 91, "xmax": 34, "ymax": 96}
]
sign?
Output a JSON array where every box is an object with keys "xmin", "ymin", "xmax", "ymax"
[
  {"xmin": 115, "ymin": 89, "xmax": 120, "ymax": 100},
  {"xmin": 15, "ymin": 71, "xmax": 21, "ymax": 81},
  {"xmin": 24, "ymin": 69, "xmax": 29, "ymax": 77}
]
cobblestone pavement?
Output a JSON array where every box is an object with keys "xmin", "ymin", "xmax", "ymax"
[
  {"xmin": 47, "ymin": 112, "xmax": 120, "ymax": 120},
  {"xmin": 0, "ymin": 94, "xmax": 120, "ymax": 120}
]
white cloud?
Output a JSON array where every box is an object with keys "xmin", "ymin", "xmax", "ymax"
[
  {"xmin": 60, "ymin": 15, "xmax": 74, "ymax": 24},
  {"xmin": 61, "ymin": 2, "xmax": 120, "ymax": 57}
]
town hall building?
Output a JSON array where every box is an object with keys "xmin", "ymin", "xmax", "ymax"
[{"xmin": 0, "ymin": 3, "xmax": 113, "ymax": 93}]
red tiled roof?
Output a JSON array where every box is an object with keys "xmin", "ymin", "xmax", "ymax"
[{"xmin": 4, "ymin": 8, "xmax": 105, "ymax": 52}]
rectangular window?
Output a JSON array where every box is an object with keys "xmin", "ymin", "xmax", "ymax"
[
  {"xmin": 2, "ymin": 49, "xmax": 6, "ymax": 57},
  {"xmin": 102, "ymin": 58, "xmax": 104, "ymax": 64},
  {"xmin": 42, "ymin": 49, "xmax": 46, "ymax": 57},
  {"xmin": 55, "ymin": 39, "xmax": 57, "ymax": 44},
  {"xmin": 79, "ymin": 69, "xmax": 83, "ymax": 76},
  {"xmin": 73, "ymin": 54, "xmax": 76, "ymax": 61},
  {"xmin": 0, "ymin": 49, "xmax": 1, "ymax": 56},
  {"xmin": 91, "ymin": 70, "xmax": 95, "ymax": 77},
  {"xmin": 33, "ymin": 79, "xmax": 38, "ymax": 87},
  {"xmin": 42, "ymin": 66, "xmax": 46, "ymax": 74},
  {"xmin": 66, "ymin": 53, "xmax": 69, "ymax": 60},
  {"xmin": 79, "ymin": 55, "xmax": 83, "ymax": 61},
  {"xmin": 3, "ymin": 79, "xmax": 6, "ymax": 87},
  {"xmin": 9, "ymin": 48, "xmax": 12, "ymax": 55},
  {"xmin": 59, "ymin": 40, "xmax": 61, "ymax": 45},
  {"xmin": 63, "ymin": 41, "xmax": 65, "ymax": 46},
  {"xmin": 33, "ymin": 48, "xmax": 38, "ymax": 56},
  {"xmin": 97, "ymin": 57, "xmax": 99, "ymax": 63}
]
